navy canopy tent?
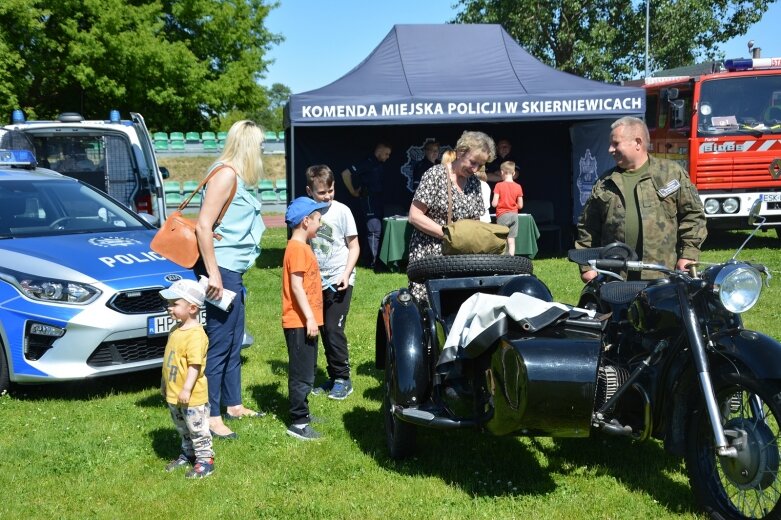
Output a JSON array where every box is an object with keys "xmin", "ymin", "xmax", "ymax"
[{"xmin": 284, "ymin": 24, "xmax": 645, "ymax": 249}]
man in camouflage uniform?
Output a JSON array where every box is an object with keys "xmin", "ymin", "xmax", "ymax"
[{"xmin": 576, "ymin": 116, "xmax": 706, "ymax": 282}]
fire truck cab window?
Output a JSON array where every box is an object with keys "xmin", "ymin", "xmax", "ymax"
[{"xmin": 698, "ymin": 76, "xmax": 781, "ymax": 135}]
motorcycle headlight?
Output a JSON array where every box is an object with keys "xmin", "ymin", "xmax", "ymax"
[
  {"xmin": 712, "ymin": 264, "xmax": 762, "ymax": 314},
  {"xmin": 0, "ymin": 269, "xmax": 100, "ymax": 305}
]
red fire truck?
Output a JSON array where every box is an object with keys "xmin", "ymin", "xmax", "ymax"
[{"xmin": 640, "ymin": 55, "xmax": 781, "ymax": 233}]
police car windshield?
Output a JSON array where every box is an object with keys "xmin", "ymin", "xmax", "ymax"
[{"xmin": 0, "ymin": 179, "xmax": 148, "ymax": 238}]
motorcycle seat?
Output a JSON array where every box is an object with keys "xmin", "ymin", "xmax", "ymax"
[{"xmin": 600, "ymin": 281, "xmax": 649, "ymax": 306}]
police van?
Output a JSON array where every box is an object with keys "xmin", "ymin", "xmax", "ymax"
[{"xmin": 5, "ymin": 110, "xmax": 168, "ymax": 226}]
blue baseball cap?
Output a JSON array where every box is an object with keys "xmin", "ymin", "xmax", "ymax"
[{"xmin": 285, "ymin": 196, "xmax": 329, "ymax": 227}]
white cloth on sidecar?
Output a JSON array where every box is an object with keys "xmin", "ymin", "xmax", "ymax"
[{"xmin": 438, "ymin": 292, "xmax": 572, "ymax": 368}]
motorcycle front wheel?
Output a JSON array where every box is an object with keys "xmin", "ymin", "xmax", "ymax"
[{"xmin": 685, "ymin": 373, "xmax": 781, "ymax": 519}]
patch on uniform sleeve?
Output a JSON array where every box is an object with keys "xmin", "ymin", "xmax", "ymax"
[{"xmin": 657, "ymin": 179, "xmax": 681, "ymax": 198}]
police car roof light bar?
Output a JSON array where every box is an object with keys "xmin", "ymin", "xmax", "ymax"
[{"xmin": 0, "ymin": 149, "xmax": 36, "ymax": 168}]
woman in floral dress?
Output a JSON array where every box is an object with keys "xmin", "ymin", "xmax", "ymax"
[{"xmin": 407, "ymin": 131, "xmax": 496, "ymax": 301}]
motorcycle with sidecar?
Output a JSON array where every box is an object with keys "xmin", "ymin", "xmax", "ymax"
[{"xmin": 376, "ymin": 201, "xmax": 781, "ymax": 519}]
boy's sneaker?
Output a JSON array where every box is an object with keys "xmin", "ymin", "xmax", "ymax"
[
  {"xmin": 311, "ymin": 380, "xmax": 334, "ymax": 396},
  {"xmin": 185, "ymin": 458, "xmax": 214, "ymax": 479},
  {"xmin": 328, "ymin": 378, "xmax": 353, "ymax": 400},
  {"xmin": 165, "ymin": 454, "xmax": 194, "ymax": 472},
  {"xmin": 286, "ymin": 424, "xmax": 322, "ymax": 441}
]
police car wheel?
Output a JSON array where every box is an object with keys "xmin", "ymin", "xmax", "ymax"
[
  {"xmin": 407, "ymin": 254, "xmax": 532, "ymax": 283},
  {"xmin": 0, "ymin": 341, "xmax": 9, "ymax": 394}
]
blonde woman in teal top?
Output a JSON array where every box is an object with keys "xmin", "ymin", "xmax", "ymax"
[{"xmin": 196, "ymin": 120, "xmax": 266, "ymax": 439}]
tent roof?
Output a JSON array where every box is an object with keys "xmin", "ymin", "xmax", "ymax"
[{"xmin": 286, "ymin": 24, "xmax": 644, "ymax": 127}]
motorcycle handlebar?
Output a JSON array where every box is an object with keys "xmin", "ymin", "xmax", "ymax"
[{"xmin": 589, "ymin": 259, "xmax": 646, "ymax": 271}]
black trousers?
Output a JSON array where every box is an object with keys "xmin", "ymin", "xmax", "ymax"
[
  {"xmin": 284, "ymin": 327, "xmax": 318, "ymax": 425},
  {"xmin": 319, "ymin": 285, "xmax": 353, "ymax": 381}
]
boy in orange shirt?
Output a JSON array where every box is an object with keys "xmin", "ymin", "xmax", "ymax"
[
  {"xmin": 282, "ymin": 196, "xmax": 330, "ymax": 440},
  {"xmin": 491, "ymin": 160, "xmax": 524, "ymax": 255}
]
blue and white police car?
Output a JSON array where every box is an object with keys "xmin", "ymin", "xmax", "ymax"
[{"xmin": 0, "ymin": 130, "xmax": 198, "ymax": 393}]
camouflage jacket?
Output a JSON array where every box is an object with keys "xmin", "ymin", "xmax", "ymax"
[{"xmin": 576, "ymin": 156, "xmax": 707, "ymax": 277}]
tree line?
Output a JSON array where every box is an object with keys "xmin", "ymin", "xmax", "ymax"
[
  {"xmin": 453, "ymin": 0, "xmax": 772, "ymax": 82},
  {"xmin": 0, "ymin": 0, "xmax": 286, "ymax": 132}
]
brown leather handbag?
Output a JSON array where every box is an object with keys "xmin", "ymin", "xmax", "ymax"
[{"xmin": 151, "ymin": 165, "xmax": 237, "ymax": 268}]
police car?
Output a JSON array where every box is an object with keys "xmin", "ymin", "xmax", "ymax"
[{"xmin": 0, "ymin": 130, "xmax": 199, "ymax": 393}]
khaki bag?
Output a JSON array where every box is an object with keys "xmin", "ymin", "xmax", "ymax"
[
  {"xmin": 442, "ymin": 219, "xmax": 509, "ymax": 255},
  {"xmin": 441, "ymin": 166, "xmax": 508, "ymax": 256}
]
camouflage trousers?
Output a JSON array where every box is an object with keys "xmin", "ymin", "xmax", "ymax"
[{"xmin": 167, "ymin": 403, "xmax": 214, "ymax": 462}]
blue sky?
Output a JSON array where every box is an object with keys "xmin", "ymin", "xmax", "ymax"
[{"xmin": 261, "ymin": 0, "xmax": 781, "ymax": 94}]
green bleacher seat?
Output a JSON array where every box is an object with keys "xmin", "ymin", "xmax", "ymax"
[
  {"xmin": 154, "ymin": 140, "xmax": 169, "ymax": 152},
  {"xmin": 169, "ymin": 131, "xmax": 184, "ymax": 141},
  {"xmin": 260, "ymin": 190, "xmax": 278, "ymax": 202},
  {"xmin": 217, "ymin": 131, "xmax": 228, "ymax": 141},
  {"xmin": 164, "ymin": 181, "xmax": 181, "ymax": 194},
  {"xmin": 203, "ymin": 139, "xmax": 218, "ymax": 151},
  {"xmin": 259, "ymin": 179, "xmax": 274, "ymax": 190},
  {"xmin": 278, "ymin": 189, "xmax": 287, "ymax": 202},
  {"xmin": 153, "ymin": 131, "xmax": 169, "ymax": 141},
  {"xmin": 182, "ymin": 180, "xmax": 199, "ymax": 194},
  {"xmin": 185, "ymin": 131, "xmax": 201, "ymax": 142},
  {"xmin": 277, "ymin": 131, "xmax": 285, "ymax": 141},
  {"xmin": 201, "ymin": 131, "xmax": 216, "ymax": 141},
  {"xmin": 165, "ymin": 193, "xmax": 183, "ymax": 206},
  {"xmin": 170, "ymin": 140, "xmax": 185, "ymax": 151},
  {"xmin": 188, "ymin": 193, "xmax": 202, "ymax": 206},
  {"xmin": 274, "ymin": 179, "xmax": 286, "ymax": 190}
]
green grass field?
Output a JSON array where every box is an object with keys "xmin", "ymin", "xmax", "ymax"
[{"xmin": 2, "ymin": 227, "xmax": 780, "ymax": 519}]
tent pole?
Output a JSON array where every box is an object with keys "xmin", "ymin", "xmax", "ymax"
[{"xmin": 290, "ymin": 125, "xmax": 295, "ymax": 203}]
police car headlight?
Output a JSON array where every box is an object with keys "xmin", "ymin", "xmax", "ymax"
[
  {"xmin": 713, "ymin": 264, "xmax": 762, "ymax": 314},
  {"xmin": 0, "ymin": 269, "xmax": 100, "ymax": 304}
]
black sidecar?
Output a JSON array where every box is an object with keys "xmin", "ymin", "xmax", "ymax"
[{"xmin": 375, "ymin": 254, "xmax": 604, "ymax": 458}]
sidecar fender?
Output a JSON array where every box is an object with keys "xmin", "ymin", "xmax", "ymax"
[{"xmin": 375, "ymin": 289, "xmax": 431, "ymax": 407}]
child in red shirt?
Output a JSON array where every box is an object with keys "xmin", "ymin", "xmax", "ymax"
[{"xmin": 492, "ymin": 161, "xmax": 524, "ymax": 255}]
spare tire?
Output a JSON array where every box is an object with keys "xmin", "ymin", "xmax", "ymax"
[{"xmin": 407, "ymin": 254, "xmax": 533, "ymax": 283}]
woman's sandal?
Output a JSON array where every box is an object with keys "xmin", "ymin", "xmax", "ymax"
[{"xmin": 224, "ymin": 410, "xmax": 266, "ymax": 420}]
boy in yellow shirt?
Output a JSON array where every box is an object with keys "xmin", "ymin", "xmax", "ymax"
[{"xmin": 160, "ymin": 279, "xmax": 213, "ymax": 478}]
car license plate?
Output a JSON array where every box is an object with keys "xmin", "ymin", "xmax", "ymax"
[
  {"xmin": 763, "ymin": 193, "xmax": 781, "ymax": 202},
  {"xmin": 147, "ymin": 308, "xmax": 207, "ymax": 336}
]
